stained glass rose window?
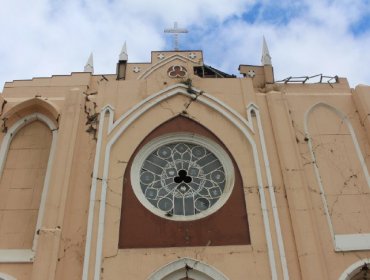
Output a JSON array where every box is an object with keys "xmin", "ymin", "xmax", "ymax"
[{"xmin": 131, "ymin": 134, "xmax": 234, "ymax": 221}]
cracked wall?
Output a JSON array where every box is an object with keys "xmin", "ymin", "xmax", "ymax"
[
  {"xmin": 99, "ymin": 92, "xmax": 272, "ymax": 280},
  {"xmin": 0, "ymin": 121, "xmax": 51, "ymax": 248},
  {"xmin": 307, "ymin": 105, "xmax": 370, "ymax": 235},
  {"xmin": 277, "ymin": 88, "xmax": 370, "ymax": 279},
  {"xmin": 2, "ymin": 51, "xmax": 369, "ymax": 280}
]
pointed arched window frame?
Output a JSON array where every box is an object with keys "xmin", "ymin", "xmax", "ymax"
[{"xmin": 0, "ymin": 113, "xmax": 58, "ymax": 263}]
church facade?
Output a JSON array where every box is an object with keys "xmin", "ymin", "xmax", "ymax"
[{"xmin": 0, "ymin": 43, "xmax": 369, "ymax": 280}]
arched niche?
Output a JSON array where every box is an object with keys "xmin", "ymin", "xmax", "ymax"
[
  {"xmin": 119, "ymin": 115, "xmax": 250, "ymax": 248},
  {"xmin": 83, "ymin": 84, "xmax": 279, "ymax": 280},
  {"xmin": 305, "ymin": 102, "xmax": 370, "ymax": 251},
  {"xmin": 0, "ymin": 113, "xmax": 58, "ymax": 262},
  {"xmin": 148, "ymin": 258, "xmax": 228, "ymax": 280}
]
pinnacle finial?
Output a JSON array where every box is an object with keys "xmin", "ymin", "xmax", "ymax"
[
  {"xmin": 119, "ymin": 42, "xmax": 128, "ymax": 61},
  {"xmin": 84, "ymin": 53, "xmax": 94, "ymax": 73},
  {"xmin": 261, "ymin": 36, "xmax": 272, "ymax": 66}
]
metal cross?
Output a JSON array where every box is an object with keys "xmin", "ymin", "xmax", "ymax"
[{"xmin": 164, "ymin": 22, "xmax": 188, "ymax": 51}]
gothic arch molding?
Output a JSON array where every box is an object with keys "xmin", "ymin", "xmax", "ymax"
[
  {"xmin": 83, "ymin": 84, "xmax": 279, "ymax": 280},
  {"xmin": 148, "ymin": 257, "xmax": 228, "ymax": 280},
  {"xmin": 107, "ymin": 83, "xmax": 254, "ymax": 137},
  {"xmin": 0, "ymin": 113, "xmax": 57, "ymax": 175},
  {"xmin": 2, "ymin": 98, "xmax": 59, "ymax": 127},
  {"xmin": 0, "ymin": 113, "xmax": 58, "ymax": 262},
  {"xmin": 118, "ymin": 115, "xmax": 250, "ymax": 248},
  {"xmin": 304, "ymin": 102, "xmax": 370, "ymax": 251}
]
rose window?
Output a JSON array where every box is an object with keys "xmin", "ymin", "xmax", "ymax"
[{"xmin": 131, "ymin": 134, "xmax": 234, "ymax": 220}]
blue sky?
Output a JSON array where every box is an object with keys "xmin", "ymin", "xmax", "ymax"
[{"xmin": 0, "ymin": 0, "xmax": 370, "ymax": 90}]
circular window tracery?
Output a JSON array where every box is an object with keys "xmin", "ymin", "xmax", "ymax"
[{"xmin": 131, "ymin": 133, "xmax": 234, "ymax": 221}]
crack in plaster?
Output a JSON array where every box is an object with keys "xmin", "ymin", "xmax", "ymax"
[
  {"xmin": 310, "ymin": 132, "xmax": 368, "ymax": 233},
  {"xmin": 97, "ymin": 75, "xmax": 109, "ymax": 84},
  {"xmin": 1, "ymin": 117, "xmax": 8, "ymax": 133},
  {"xmin": 194, "ymin": 240, "xmax": 211, "ymax": 261},
  {"xmin": 328, "ymin": 173, "xmax": 360, "ymax": 217},
  {"xmin": 0, "ymin": 99, "xmax": 7, "ymax": 117},
  {"xmin": 180, "ymin": 80, "xmax": 203, "ymax": 114},
  {"xmin": 83, "ymin": 91, "xmax": 99, "ymax": 140},
  {"xmin": 159, "ymin": 101, "xmax": 176, "ymax": 116},
  {"xmin": 58, "ymin": 235, "xmax": 85, "ymax": 264},
  {"xmin": 106, "ymin": 185, "xmax": 121, "ymax": 196}
]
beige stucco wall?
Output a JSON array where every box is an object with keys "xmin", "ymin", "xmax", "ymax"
[
  {"xmin": 0, "ymin": 51, "xmax": 369, "ymax": 280},
  {"xmin": 0, "ymin": 121, "xmax": 51, "ymax": 249}
]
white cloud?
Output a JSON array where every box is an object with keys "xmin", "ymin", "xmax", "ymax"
[
  {"xmin": 193, "ymin": 0, "xmax": 370, "ymax": 86},
  {"xmin": 0, "ymin": 0, "xmax": 369, "ymax": 90}
]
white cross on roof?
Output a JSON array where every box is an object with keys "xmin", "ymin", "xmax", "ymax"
[{"xmin": 164, "ymin": 22, "xmax": 188, "ymax": 51}]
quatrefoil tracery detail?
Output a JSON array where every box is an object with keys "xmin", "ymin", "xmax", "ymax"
[{"xmin": 167, "ymin": 65, "xmax": 187, "ymax": 78}]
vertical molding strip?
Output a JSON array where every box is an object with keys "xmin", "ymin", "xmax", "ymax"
[
  {"xmin": 82, "ymin": 106, "xmax": 113, "ymax": 280},
  {"xmin": 250, "ymin": 104, "xmax": 289, "ymax": 279}
]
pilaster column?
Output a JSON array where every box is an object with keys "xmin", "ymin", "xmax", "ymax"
[{"xmin": 266, "ymin": 92, "xmax": 328, "ymax": 280}]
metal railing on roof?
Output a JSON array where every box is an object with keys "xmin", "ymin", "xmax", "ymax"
[{"xmin": 276, "ymin": 74, "xmax": 339, "ymax": 85}]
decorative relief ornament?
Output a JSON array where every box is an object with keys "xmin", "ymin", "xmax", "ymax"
[
  {"xmin": 167, "ymin": 65, "xmax": 187, "ymax": 78},
  {"xmin": 188, "ymin": 52, "xmax": 197, "ymax": 59},
  {"xmin": 157, "ymin": 53, "xmax": 165, "ymax": 60},
  {"xmin": 247, "ymin": 70, "xmax": 256, "ymax": 78},
  {"xmin": 133, "ymin": 66, "xmax": 141, "ymax": 73}
]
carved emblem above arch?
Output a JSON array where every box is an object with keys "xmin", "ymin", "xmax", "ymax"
[
  {"xmin": 137, "ymin": 54, "xmax": 197, "ymax": 80},
  {"xmin": 167, "ymin": 65, "xmax": 187, "ymax": 78}
]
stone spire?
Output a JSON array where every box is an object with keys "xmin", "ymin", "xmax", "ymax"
[
  {"xmin": 119, "ymin": 42, "xmax": 128, "ymax": 61},
  {"xmin": 261, "ymin": 36, "xmax": 272, "ymax": 66},
  {"xmin": 84, "ymin": 53, "xmax": 94, "ymax": 73},
  {"xmin": 117, "ymin": 42, "xmax": 128, "ymax": 80}
]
